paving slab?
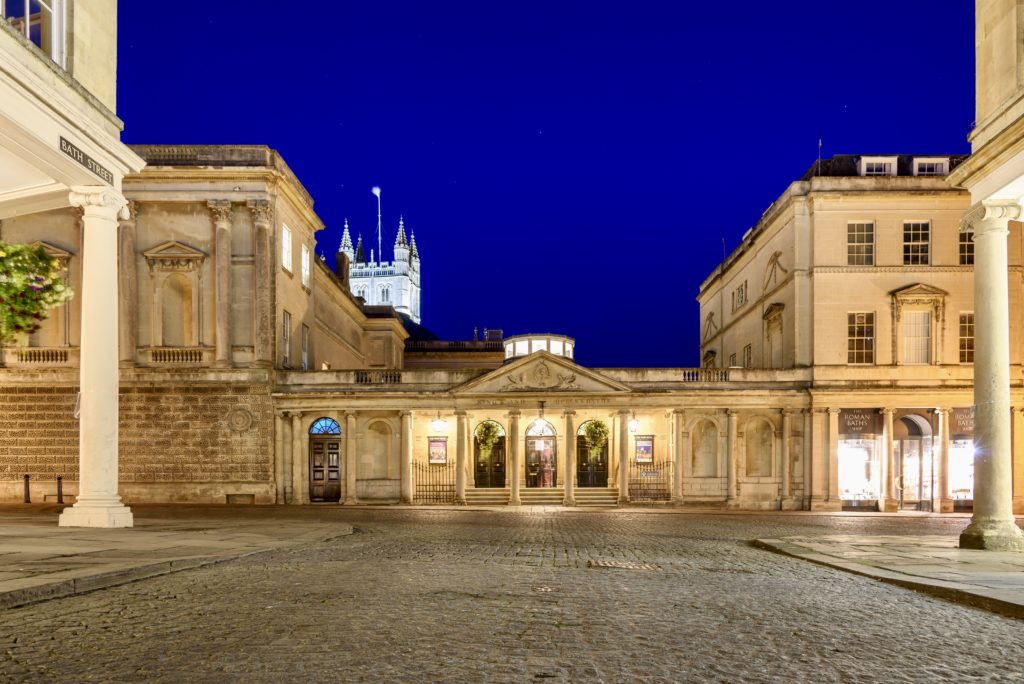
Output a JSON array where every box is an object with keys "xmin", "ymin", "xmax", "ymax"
[
  {"xmin": 755, "ymin": 533, "xmax": 1024, "ymax": 619},
  {"xmin": 0, "ymin": 504, "xmax": 352, "ymax": 608}
]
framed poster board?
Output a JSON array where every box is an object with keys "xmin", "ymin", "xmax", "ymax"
[
  {"xmin": 428, "ymin": 437, "xmax": 448, "ymax": 464},
  {"xmin": 635, "ymin": 435, "xmax": 654, "ymax": 463}
]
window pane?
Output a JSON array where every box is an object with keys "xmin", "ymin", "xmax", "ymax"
[{"xmin": 903, "ymin": 311, "xmax": 931, "ymax": 364}]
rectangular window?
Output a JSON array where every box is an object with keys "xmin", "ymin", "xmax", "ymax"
[
  {"xmin": 282, "ymin": 310, "xmax": 292, "ymax": 367},
  {"xmin": 301, "ymin": 244, "xmax": 311, "ymax": 287},
  {"xmin": 847, "ymin": 312, "xmax": 875, "ymax": 364},
  {"xmin": 916, "ymin": 162, "xmax": 945, "ymax": 176},
  {"xmin": 728, "ymin": 353, "xmax": 737, "ymax": 367},
  {"xmin": 959, "ymin": 313, "xmax": 974, "ymax": 363},
  {"xmin": 903, "ymin": 310, "xmax": 932, "ymax": 364},
  {"xmin": 903, "ymin": 221, "xmax": 930, "ymax": 265},
  {"xmin": 2, "ymin": 0, "xmax": 64, "ymax": 65},
  {"xmin": 847, "ymin": 222, "xmax": 874, "ymax": 266},
  {"xmin": 281, "ymin": 225, "xmax": 293, "ymax": 272},
  {"xmin": 864, "ymin": 162, "xmax": 892, "ymax": 176},
  {"xmin": 742, "ymin": 344, "xmax": 752, "ymax": 368},
  {"xmin": 959, "ymin": 231, "xmax": 974, "ymax": 265},
  {"xmin": 301, "ymin": 324, "xmax": 310, "ymax": 370}
]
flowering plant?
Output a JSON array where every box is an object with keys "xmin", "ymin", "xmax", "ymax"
[
  {"xmin": 0, "ymin": 242, "xmax": 72, "ymax": 343},
  {"xmin": 583, "ymin": 420, "xmax": 609, "ymax": 457},
  {"xmin": 475, "ymin": 421, "xmax": 502, "ymax": 452}
]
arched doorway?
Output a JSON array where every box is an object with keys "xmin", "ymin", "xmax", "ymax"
[
  {"xmin": 474, "ymin": 420, "xmax": 506, "ymax": 488},
  {"xmin": 525, "ymin": 419, "xmax": 557, "ymax": 488},
  {"xmin": 893, "ymin": 413, "xmax": 934, "ymax": 511},
  {"xmin": 576, "ymin": 420, "xmax": 609, "ymax": 487},
  {"xmin": 309, "ymin": 417, "xmax": 342, "ymax": 502}
]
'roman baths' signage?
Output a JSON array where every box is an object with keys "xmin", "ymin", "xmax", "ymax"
[
  {"xmin": 951, "ymin": 407, "xmax": 975, "ymax": 439},
  {"xmin": 59, "ymin": 137, "xmax": 113, "ymax": 185},
  {"xmin": 840, "ymin": 409, "xmax": 880, "ymax": 436}
]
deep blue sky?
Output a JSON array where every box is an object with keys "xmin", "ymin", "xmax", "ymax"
[{"xmin": 118, "ymin": 1, "xmax": 974, "ymax": 368}]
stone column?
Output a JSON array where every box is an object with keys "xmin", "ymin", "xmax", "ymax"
[
  {"xmin": 881, "ymin": 408, "xmax": 897, "ymax": 512},
  {"xmin": 936, "ymin": 408, "xmax": 953, "ymax": 513},
  {"xmin": 671, "ymin": 410, "xmax": 684, "ymax": 502},
  {"xmin": 59, "ymin": 187, "xmax": 133, "ymax": 528},
  {"xmin": 509, "ymin": 410, "xmax": 522, "ymax": 505},
  {"xmin": 247, "ymin": 200, "xmax": 273, "ymax": 367},
  {"xmin": 617, "ymin": 410, "xmax": 630, "ymax": 504},
  {"xmin": 726, "ymin": 409, "xmax": 738, "ymax": 505},
  {"xmin": 209, "ymin": 200, "xmax": 233, "ymax": 368},
  {"xmin": 1014, "ymin": 408, "xmax": 1024, "ymax": 515},
  {"xmin": 960, "ymin": 201, "xmax": 1024, "ymax": 550},
  {"xmin": 809, "ymin": 409, "xmax": 827, "ymax": 510},
  {"xmin": 455, "ymin": 411, "xmax": 468, "ymax": 505},
  {"xmin": 274, "ymin": 411, "xmax": 286, "ymax": 503},
  {"xmin": 827, "ymin": 408, "xmax": 840, "ymax": 505},
  {"xmin": 400, "ymin": 411, "xmax": 413, "ymax": 504},
  {"xmin": 343, "ymin": 412, "xmax": 359, "ymax": 505},
  {"xmin": 802, "ymin": 410, "xmax": 812, "ymax": 510},
  {"xmin": 780, "ymin": 410, "xmax": 793, "ymax": 507},
  {"xmin": 563, "ymin": 410, "xmax": 576, "ymax": 506},
  {"xmin": 117, "ymin": 201, "xmax": 137, "ymax": 367},
  {"xmin": 290, "ymin": 413, "xmax": 303, "ymax": 505}
]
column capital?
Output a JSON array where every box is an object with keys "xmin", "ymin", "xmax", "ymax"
[
  {"xmin": 962, "ymin": 200, "xmax": 1022, "ymax": 236},
  {"xmin": 120, "ymin": 200, "xmax": 138, "ymax": 223},
  {"xmin": 672, "ymin": 408, "xmax": 686, "ymax": 416},
  {"xmin": 344, "ymin": 410, "xmax": 357, "ymax": 419},
  {"xmin": 618, "ymin": 408, "xmax": 632, "ymax": 416},
  {"xmin": 827, "ymin": 408, "xmax": 841, "ymax": 416},
  {"xmin": 562, "ymin": 409, "xmax": 576, "ymax": 417},
  {"xmin": 780, "ymin": 409, "xmax": 794, "ymax": 418},
  {"xmin": 69, "ymin": 186, "xmax": 130, "ymax": 219},
  {"xmin": 933, "ymin": 407, "xmax": 948, "ymax": 416},
  {"xmin": 507, "ymin": 408, "xmax": 522, "ymax": 417},
  {"xmin": 454, "ymin": 409, "xmax": 467, "ymax": 417},
  {"xmin": 246, "ymin": 198, "xmax": 272, "ymax": 223},
  {"xmin": 725, "ymin": 408, "xmax": 738, "ymax": 417},
  {"xmin": 399, "ymin": 410, "xmax": 412, "ymax": 418},
  {"xmin": 207, "ymin": 199, "xmax": 233, "ymax": 223},
  {"xmin": 879, "ymin": 408, "xmax": 894, "ymax": 416}
]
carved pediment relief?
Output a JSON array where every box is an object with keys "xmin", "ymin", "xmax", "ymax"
[
  {"xmin": 143, "ymin": 241, "xmax": 207, "ymax": 271},
  {"xmin": 30, "ymin": 241, "xmax": 73, "ymax": 270},
  {"xmin": 453, "ymin": 351, "xmax": 630, "ymax": 395},
  {"xmin": 890, "ymin": 283, "xmax": 947, "ymax": 322}
]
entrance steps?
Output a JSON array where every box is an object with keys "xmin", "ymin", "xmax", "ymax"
[
  {"xmin": 465, "ymin": 488, "xmax": 510, "ymax": 506},
  {"xmin": 519, "ymin": 489, "xmax": 564, "ymax": 506},
  {"xmin": 574, "ymin": 488, "xmax": 619, "ymax": 507}
]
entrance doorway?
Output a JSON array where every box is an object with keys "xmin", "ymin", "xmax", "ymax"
[
  {"xmin": 309, "ymin": 417, "xmax": 342, "ymax": 502},
  {"xmin": 893, "ymin": 414, "xmax": 933, "ymax": 511},
  {"xmin": 474, "ymin": 420, "xmax": 507, "ymax": 488},
  {"xmin": 576, "ymin": 421, "xmax": 608, "ymax": 488},
  {"xmin": 526, "ymin": 419, "xmax": 557, "ymax": 488}
]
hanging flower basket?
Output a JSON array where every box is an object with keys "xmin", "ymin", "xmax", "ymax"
[
  {"xmin": 475, "ymin": 421, "xmax": 501, "ymax": 453},
  {"xmin": 0, "ymin": 242, "xmax": 72, "ymax": 344},
  {"xmin": 583, "ymin": 420, "xmax": 609, "ymax": 458}
]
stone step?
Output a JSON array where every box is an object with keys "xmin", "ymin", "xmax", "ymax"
[
  {"xmin": 465, "ymin": 488, "xmax": 509, "ymax": 505},
  {"xmin": 574, "ymin": 489, "xmax": 619, "ymax": 507},
  {"xmin": 519, "ymin": 489, "xmax": 564, "ymax": 505}
]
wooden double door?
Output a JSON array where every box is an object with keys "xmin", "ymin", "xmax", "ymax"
[
  {"xmin": 526, "ymin": 436, "xmax": 557, "ymax": 488},
  {"xmin": 577, "ymin": 441, "xmax": 608, "ymax": 488},
  {"xmin": 309, "ymin": 437, "xmax": 342, "ymax": 502},
  {"xmin": 474, "ymin": 438, "xmax": 506, "ymax": 488}
]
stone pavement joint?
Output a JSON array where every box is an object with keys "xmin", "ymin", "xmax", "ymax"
[{"xmin": 754, "ymin": 534, "xmax": 1024, "ymax": 621}]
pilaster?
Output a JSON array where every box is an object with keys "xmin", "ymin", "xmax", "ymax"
[
  {"xmin": 936, "ymin": 408, "xmax": 954, "ymax": 513},
  {"xmin": 617, "ymin": 410, "xmax": 630, "ymax": 505},
  {"xmin": 671, "ymin": 410, "xmax": 685, "ymax": 503},
  {"xmin": 726, "ymin": 409, "xmax": 738, "ymax": 506},
  {"xmin": 343, "ymin": 412, "xmax": 359, "ymax": 505},
  {"xmin": 400, "ymin": 411, "xmax": 414, "ymax": 504},
  {"xmin": 780, "ymin": 410, "xmax": 796, "ymax": 509},
  {"xmin": 455, "ymin": 410, "xmax": 467, "ymax": 505},
  {"xmin": 118, "ymin": 200, "xmax": 138, "ymax": 367},
  {"xmin": 880, "ymin": 408, "xmax": 898, "ymax": 512},
  {"xmin": 247, "ymin": 199, "xmax": 273, "ymax": 368},
  {"xmin": 290, "ymin": 413, "xmax": 303, "ymax": 505},
  {"xmin": 209, "ymin": 200, "xmax": 233, "ymax": 368}
]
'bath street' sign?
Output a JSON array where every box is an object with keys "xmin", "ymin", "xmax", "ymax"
[{"xmin": 59, "ymin": 137, "xmax": 113, "ymax": 185}]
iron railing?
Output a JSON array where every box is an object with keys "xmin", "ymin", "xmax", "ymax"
[
  {"xmin": 413, "ymin": 461, "xmax": 455, "ymax": 504},
  {"xmin": 628, "ymin": 460, "xmax": 671, "ymax": 502}
]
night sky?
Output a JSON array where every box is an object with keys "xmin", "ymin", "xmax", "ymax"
[{"xmin": 117, "ymin": 2, "xmax": 974, "ymax": 368}]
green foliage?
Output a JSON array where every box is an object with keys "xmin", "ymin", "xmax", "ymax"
[
  {"xmin": 583, "ymin": 420, "xmax": 609, "ymax": 455},
  {"xmin": 0, "ymin": 242, "xmax": 72, "ymax": 344},
  {"xmin": 475, "ymin": 421, "xmax": 502, "ymax": 451}
]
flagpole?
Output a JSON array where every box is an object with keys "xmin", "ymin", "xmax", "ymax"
[{"xmin": 372, "ymin": 186, "xmax": 382, "ymax": 264}]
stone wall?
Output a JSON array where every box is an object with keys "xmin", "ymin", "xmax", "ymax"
[{"xmin": 0, "ymin": 371, "xmax": 276, "ymax": 503}]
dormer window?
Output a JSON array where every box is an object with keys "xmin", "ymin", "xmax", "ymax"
[
  {"xmin": 913, "ymin": 157, "xmax": 948, "ymax": 176},
  {"xmin": 859, "ymin": 156, "xmax": 897, "ymax": 177}
]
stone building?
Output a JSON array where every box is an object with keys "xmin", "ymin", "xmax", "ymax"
[{"xmin": 341, "ymin": 216, "xmax": 422, "ymax": 324}]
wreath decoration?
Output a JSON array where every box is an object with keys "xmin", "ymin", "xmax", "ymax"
[
  {"xmin": 583, "ymin": 420, "xmax": 609, "ymax": 457},
  {"xmin": 475, "ymin": 421, "xmax": 502, "ymax": 452}
]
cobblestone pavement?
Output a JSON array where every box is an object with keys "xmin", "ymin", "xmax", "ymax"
[{"xmin": 1, "ymin": 509, "xmax": 1022, "ymax": 683}]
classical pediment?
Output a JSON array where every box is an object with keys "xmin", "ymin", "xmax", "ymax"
[
  {"xmin": 143, "ymin": 241, "xmax": 206, "ymax": 271},
  {"xmin": 30, "ymin": 241, "xmax": 73, "ymax": 268},
  {"xmin": 453, "ymin": 351, "xmax": 631, "ymax": 395},
  {"xmin": 889, "ymin": 283, "xmax": 948, "ymax": 299}
]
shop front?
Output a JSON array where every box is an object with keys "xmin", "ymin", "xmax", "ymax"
[
  {"xmin": 838, "ymin": 409, "xmax": 883, "ymax": 511},
  {"xmin": 948, "ymin": 407, "xmax": 975, "ymax": 511}
]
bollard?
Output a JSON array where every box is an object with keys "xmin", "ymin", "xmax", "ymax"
[
  {"xmin": 57, "ymin": 476, "xmax": 63, "ymax": 504},
  {"xmin": 23, "ymin": 474, "xmax": 30, "ymax": 504}
]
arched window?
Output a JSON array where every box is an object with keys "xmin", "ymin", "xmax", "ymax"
[
  {"xmin": 161, "ymin": 273, "xmax": 193, "ymax": 346},
  {"xmin": 309, "ymin": 417, "xmax": 341, "ymax": 435},
  {"xmin": 526, "ymin": 419, "xmax": 556, "ymax": 437},
  {"xmin": 692, "ymin": 420, "xmax": 718, "ymax": 477},
  {"xmin": 380, "ymin": 285, "xmax": 390, "ymax": 303},
  {"xmin": 745, "ymin": 419, "xmax": 773, "ymax": 477},
  {"xmin": 474, "ymin": 420, "xmax": 506, "ymax": 438}
]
